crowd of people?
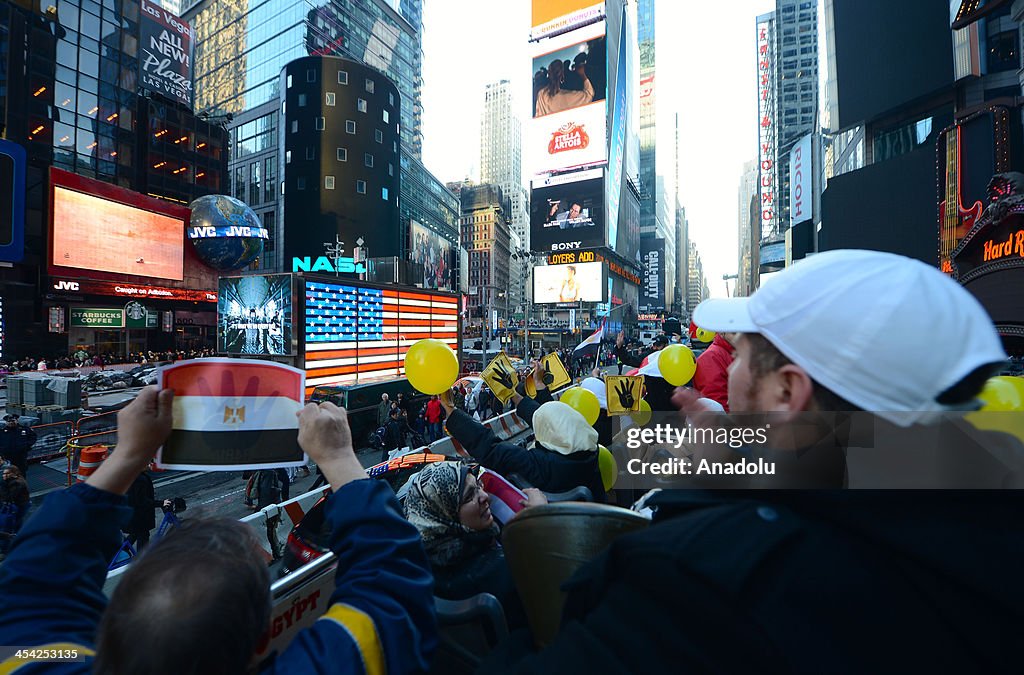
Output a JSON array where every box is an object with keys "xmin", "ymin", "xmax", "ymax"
[
  {"xmin": 0, "ymin": 249, "xmax": 1021, "ymax": 672},
  {"xmin": 2, "ymin": 348, "xmax": 217, "ymax": 374}
]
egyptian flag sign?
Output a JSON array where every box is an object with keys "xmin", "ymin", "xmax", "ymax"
[
  {"xmin": 156, "ymin": 359, "xmax": 307, "ymax": 470},
  {"xmin": 573, "ymin": 319, "xmax": 606, "ymax": 359}
]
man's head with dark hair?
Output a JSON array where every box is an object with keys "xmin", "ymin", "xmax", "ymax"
[{"xmin": 95, "ymin": 518, "xmax": 271, "ymax": 675}]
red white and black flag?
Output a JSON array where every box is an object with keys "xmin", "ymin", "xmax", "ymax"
[{"xmin": 156, "ymin": 359, "xmax": 306, "ymax": 470}]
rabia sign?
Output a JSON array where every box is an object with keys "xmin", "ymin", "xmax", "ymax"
[
  {"xmin": 71, "ymin": 308, "xmax": 125, "ymax": 328},
  {"xmin": 139, "ymin": 0, "xmax": 195, "ymax": 108},
  {"xmin": 292, "ymin": 256, "xmax": 367, "ymax": 274}
]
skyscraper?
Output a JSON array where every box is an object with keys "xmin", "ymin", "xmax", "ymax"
[
  {"xmin": 637, "ymin": 0, "xmax": 675, "ymax": 293},
  {"xmin": 737, "ymin": 159, "xmax": 759, "ymax": 296},
  {"xmin": 480, "ymin": 80, "xmax": 529, "ymax": 312},
  {"xmin": 756, "ymin": 1, "xmax": 818, "ymax": 247}
]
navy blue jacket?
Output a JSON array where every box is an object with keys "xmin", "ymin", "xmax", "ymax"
[{"xmin": 0, "ymin": 479, "xmax": 437, "ymax": 674}]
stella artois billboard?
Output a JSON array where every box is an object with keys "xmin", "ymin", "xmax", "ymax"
[{"xmin": 529, "ymin": 102, "xmax": 607, "ymax": 175}]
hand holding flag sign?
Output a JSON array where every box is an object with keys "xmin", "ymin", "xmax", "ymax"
[
  {"xmin": 541, "ymin": 352, "xmax": 572, "ymax": 392},
  {"xmin": 481, "ymin": 352, "xmax": 520, "ymax": 403},
  {"xmin": 156, "ymin": 359, "xmax": 307, "ymax": 470}
]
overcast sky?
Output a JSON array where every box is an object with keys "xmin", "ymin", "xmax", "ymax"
[{"xmin": 421, "ymin": 0, "xmax": 776, "ymax": 298}]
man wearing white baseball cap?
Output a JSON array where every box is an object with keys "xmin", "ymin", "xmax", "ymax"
[
  {"xmin": 688, "ymin": 249, "xmax": 1007, "ymax": 425},
  {"xmin": 484, "ymin": 250, "xmax": 1023, "ymax": 673}
]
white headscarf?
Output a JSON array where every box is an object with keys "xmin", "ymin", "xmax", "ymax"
[
  {"xmin": 580, "ymin": 377, "xmax": 608, "ymax": 410},
  {"xmin": 532, "ymin": 401, "xmax": 598, "ymax": 456}
]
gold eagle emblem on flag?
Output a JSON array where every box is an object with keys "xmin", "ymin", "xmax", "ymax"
[{"xmin": 223, "ymin": 405, "xmax": 246, "ymax": 425}]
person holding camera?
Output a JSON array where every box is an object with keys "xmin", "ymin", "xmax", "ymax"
[{"xmin": 123, "ymin": 471, "xmax": 179, "ymax": 551}]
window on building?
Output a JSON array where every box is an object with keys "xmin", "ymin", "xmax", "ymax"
[
  {"xmin": 358, "ymin": 98, "xmax": 367, "ymax": 113},
  {"xmin": 291, "ymin": 120, "xmax": 298, "ymax": 133},
  {"xmin": 338, "ymin": 70, "xmax": 348, "ymax": 84},
  {"xmin": 382, "ymin": 187, "xmax": 389, "ymax": 200},
  {"xmin": 388, "ymin": 163, "xmax": 393, "ymax": 176},
  {"xmin": 326, "ymin": 92, "xmax": 335, "ymax": 106},
  {"xmin": 356, "ymin": 180, "xmax": 366, "ymax": 194},
  {"xmin": 365, "ymin": 78, "xmax": 374, "ymax": 93},
  {"xmin": 287, "ymin": 74, "xmax": 292, "ymax": 88},
  {"xmin": 297, "ymin": 176, "xmax": 306, "ymax": 190},
  {"xmin": 988, "ymin": 30, "xmax": 1019, "ymax": 73},
  {"xmin": 315, "ymin": 117, "xmax": 325, "ymax": 131},
  {"xmin": 325, "ymin": 176, "xmax": 335, "ymax": 190},
  {"xmin": 264, "ymin": 156, "xmax": 276, "ymax": 203},
  {"xmin": 346, "ymin": 120, "xmax": 356, "ymax": 134},
  {"xmin": 364, "ymin": 153, "xmax": 373, "ymax": 167},
  {"xmin": 375, "ymin": 129, "xmax": 383, "ymax": 143},
  {"xmin": 337, "ymin": 147, "xmax": 347, "ymax": 161},
  {"xmin": 298, "ymin": 93, "xmax": 307, "ymax": 107},
  {"xmin": 382, "ymin": 109, "xmax": 389, "ymax": 124},
  {"xmin": 389, "ymin": 92, "xmax": 394, "ymax": 106},
  {"xmin": 307, "ymin": 69, "xmax": 316, "ymax": 83},
  {"xmin": 286, "ymin": 150, "xmax": 292, "ymax": 163},
  {"xmin": 306, "ymin": 146, "xmax": 315, "ymax": 160}
]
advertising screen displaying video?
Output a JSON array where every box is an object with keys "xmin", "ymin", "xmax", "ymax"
[
  {"xmin": 530, "ymin": 171, "xmax": 605, "ymax": 252},
  {"xmin": 532, "ymin": 32, "xmax": 606, "ymax": 119},
  {"xmin": 533, "ymin": 261, "xmax": 604, "ymax": 304},
  {"xmin": 51, "ymin": 185, "xmax": 185, "ymax": 281},
  {"xmin": 218, "ymin": 274, "xmax": 294, "ymax": 355}
]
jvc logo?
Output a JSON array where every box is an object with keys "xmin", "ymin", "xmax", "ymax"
[{"xmin": 53, "ymin": 280, "xmax": 79, "ymax": 291}]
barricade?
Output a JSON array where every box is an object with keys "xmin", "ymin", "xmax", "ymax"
[
  {"xmin": 67, "ymin": 432, "xmax": 119, "ymax": 487},
  {"xmin": 27, "ymin": 421, "xmax": 75, "ymax": 462},
  {"xmin": 76, "ymin": 411, "xmax": 119, "ymax": 436}
]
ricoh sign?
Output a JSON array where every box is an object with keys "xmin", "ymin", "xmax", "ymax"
[{"xmin": 789, "ymin": 134, "xmax": 813, "ymax": 227}]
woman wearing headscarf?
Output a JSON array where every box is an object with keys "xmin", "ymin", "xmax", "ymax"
[
  {"xmin": 440, "ymin": 365, "xmax": 605, "ymax": 502},
  {"xmin": 402, "ymin": 462, "xmax": 544, "ymax": 623}
]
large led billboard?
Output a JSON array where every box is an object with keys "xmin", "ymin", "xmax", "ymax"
[
  {"xmin": 533, "ymin": 261, "xmax": 604, "ymax": 304},
  {"xmin": 531, "ymin": 0, "xmax": 606, "ymax": 41},
  {"xmin": 303, "ymin": 279, "xmax": 459, "ymax": 391},
  {"xmin": 218, "ymin": 274, "xmax": 294, "ymax": 355},
  {"xmin": 531, "ymin": 169, "xmax": 605, "ymax": 251},
  {"xmin": 50, "ymin": 178, "xmax": 186, "ymax": 282},
  {"xmin": 532, "ymin": 32, "xmax": 606, "ymax": 118},
  {"xmin": 639, "ymin": 238, "xmax": 665, "ymax": 311},
  {"xmin": 409, "ymin": 221, "xmax": 456, "ymax": 291}
]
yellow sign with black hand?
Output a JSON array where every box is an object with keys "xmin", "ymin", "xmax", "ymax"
[
  {"xmin": 481, "ymin": 352, "xmax": 520, "ymax": 403},
  {"xmin": 606, "ymin": 375, "xmax": 644, "ymax": 415}
]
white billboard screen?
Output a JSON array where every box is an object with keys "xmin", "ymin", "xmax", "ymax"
[{"xmin": 533, "ymin": 261, "xmax": 604, "ymax": 303}]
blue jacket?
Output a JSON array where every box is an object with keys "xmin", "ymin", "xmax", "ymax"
[{"xmin": 0, "ymin": 479, "xmax": 437, "ymax": 674}]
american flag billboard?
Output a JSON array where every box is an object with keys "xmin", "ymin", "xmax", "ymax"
[{"xmin": 302, "ymin": 278, "xmax": 459, "ymax": 394}]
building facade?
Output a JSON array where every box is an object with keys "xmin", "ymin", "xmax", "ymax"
[
  {"xmin": 458, "ymin": 184, "xmax": 511, "ymax": 325},
  {"xmin": 685, "ymin": 240, "xmax": 709, "ymax": 315},
  {"xmin": 480, "ymin": 79, "xmax": 529, "ymax": 312},
  {"xmin": 280, "ymin": 56, "xmax": 401, "ymax": 267},
  {"xmin": 0, "ymin": 0, "xmax": 227, "ymax": 360},
  {"xmin": 737, "ymin": 159, "xmax": 759, "ymax": 296}
]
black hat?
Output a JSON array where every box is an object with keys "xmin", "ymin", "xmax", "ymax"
[{"xmin": 652, "ymin": 334, "xmax": 669, "ymax": 347}]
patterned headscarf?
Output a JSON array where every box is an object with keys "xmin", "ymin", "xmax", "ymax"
[{"xmin": 403, "ymin": 462, "xmax": 498, "ymax": 568}]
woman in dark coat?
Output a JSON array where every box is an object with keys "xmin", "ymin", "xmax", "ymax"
[{"xmin": 440, "ymin": 366, "xmax": 605, "ymax": 502}]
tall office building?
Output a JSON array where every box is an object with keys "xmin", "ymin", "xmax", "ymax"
[
  {"xmin": 686, "ymin": 240, "xmax": 709, "ymax": 314},
  {"xmin": 458, "ymin": 184, "xmax": 512, "ymax": 323},
  {"xmin": 737, "ymin": 159, "xmax": 759, "ymax": 296},
  {"xmin": 188, "ymin": 0, "xmax": 422, "ymax": 158},
  {"xmin": 480, "ymin": 79, "xmax": 529, "ymax": 312},
  {"xmin": 756, "ymin": 1, "xmax": 818, "ymax": 267},
  {"xmin": 637, "ymin": 0, "xmax": 675, "ymax": 315}
]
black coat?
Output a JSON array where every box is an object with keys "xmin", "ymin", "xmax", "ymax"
[
  {"xmin": 485, "ymin": 489, "xmax": 1024, "ymax": 673},
  {"xmin": 445, "ymin": 396, "xmax": 605, "ymax": 502},
  {"xmin": 0, "ymin": 426, "xmax": 36, "ymax": 467},
  {"xmin": 124, "ymin": 473, "xmax": 159, "ymax": 535}
]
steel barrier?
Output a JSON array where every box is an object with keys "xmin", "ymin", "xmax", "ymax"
[{"xmin": 27, "ymin": 421, "xmax": 75, "ymax": 462}]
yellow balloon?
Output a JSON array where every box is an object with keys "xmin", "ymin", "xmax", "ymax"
[
  {"xmin": 598, "ymin": 445, "xmax": 617, "ymax": 492},
  {"xmin": 630, "ymin": 399, "xmax": 652, "ymax": 426},
  {"xmin": 405, "ymin": 339, "xmax": 459, "ymax": 395},
  {"xmin": 658, "ymin": 344, "xmax": 697, "ymax": 386},
  {"xmin": 976, "ymin": 376, "xmax": 1024, "ymax": 411},
  {"xmin": 695, "ymin": 328, "xmax": 716, "ymax": 343},
  {"xmin": 560, "ymin": 387, "xmax": 601, "ymax": 426}
]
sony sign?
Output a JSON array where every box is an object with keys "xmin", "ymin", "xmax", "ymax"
[
  {"xmin": 550, "ymin": 242, "xmax": 583, "ymax": 251},
  {"xmin": 292, "ymin": 256, "xmax": 367, "ymax": 274}
]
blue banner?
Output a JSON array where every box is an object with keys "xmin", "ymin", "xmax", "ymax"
[
  {"xmin": 606, "ymin": 18, "xmax": 627, "ymax": 249},
  {"xmin": 0, "ymin": 139, "xmax": 26, "ymax": 263}
]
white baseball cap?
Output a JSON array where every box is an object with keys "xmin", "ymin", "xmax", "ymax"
[{"xmin": 693, "ymin": 249, "xmax": 1007, "ymax": 426}]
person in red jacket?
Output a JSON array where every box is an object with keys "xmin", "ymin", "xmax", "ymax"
[
  {"xmin": 425, "ymin": 395, "xmax": 445, "ymax": 443},
  {"xmin": 693, "ymin": 332, "xmax": 735, "ymax": 411}
]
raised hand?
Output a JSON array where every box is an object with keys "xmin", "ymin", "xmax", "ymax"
[
  {"xmin": 615, "ymin": 379, "xmax": 635, "ymax": 409},
  {"xmin": 492, "ymin": 362, "xmax": 516, "ymax": 390}
]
